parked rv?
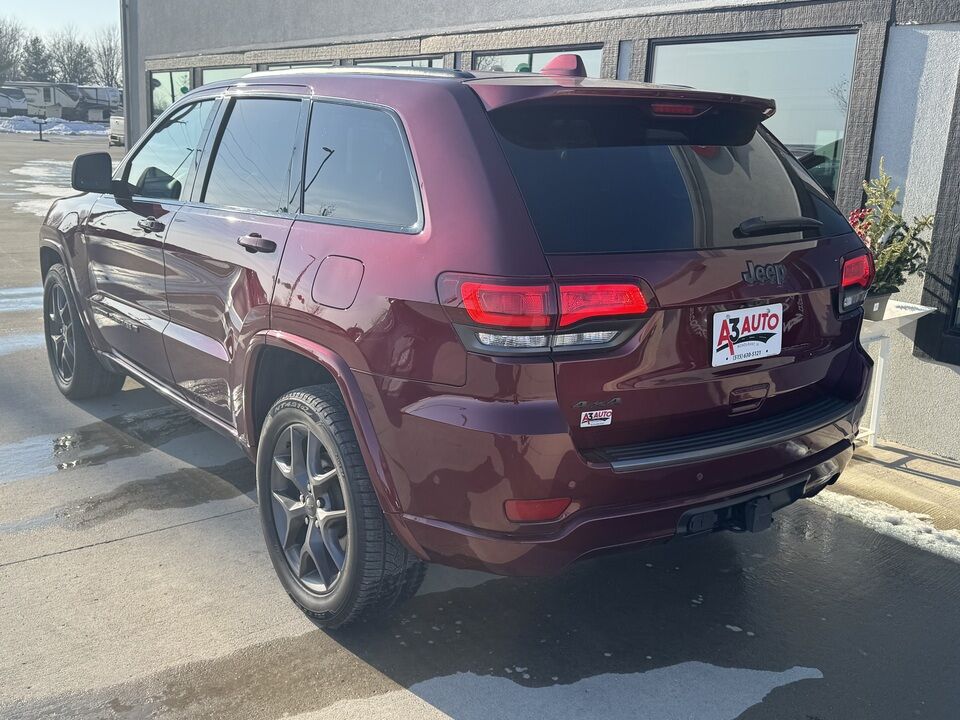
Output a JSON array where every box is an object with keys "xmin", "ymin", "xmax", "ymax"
[
  {"xmin": 0, "ymin": 87, "xmax": 29, "ymax": 116},
  {"xmin": 5, "ymin": 81, "xmax": 83, "ymax": 120},
  {"xmin": 80, "ymin": 85, "xmax": 122, "ymax": 120}
]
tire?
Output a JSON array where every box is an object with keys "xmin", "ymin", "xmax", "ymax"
[
  {"xmin": 256, "ymin": 385, "xmax": 420, "ymax": 627},
  {"xmin": 43, "ymin": 263, "xmax": 125, "ymax": 400}
]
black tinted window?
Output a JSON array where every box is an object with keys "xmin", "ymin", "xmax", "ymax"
[
  {"xmin": 126, "ymin": 100, "xmax": 213, "ymax": 200},
  {"xmin": 203, "ymin": 98, "xmax": 302, "ymax": 213},
  {"xmin": 492, "ymin": 100, "xmax": 852, "ymax": 254},
  {"xmin": 303, "ymin": 101, "xmax": 419, "ymax": 229}
]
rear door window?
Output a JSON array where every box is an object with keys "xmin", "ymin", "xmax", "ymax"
[
  {"xmin": 202, "ymin": 98, "xmax": 303, "ymax": 213},
  {"xmin": 302, "ymin": 101, "xmax": 420, "ymax": 230},
  {"xmin": 491, "ymin": 99, "xmax": 852, "ymax": 254}
]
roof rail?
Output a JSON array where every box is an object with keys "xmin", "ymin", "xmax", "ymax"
[{"xmin": 245, "ymin": 65, "xmax": 475, "ymax": 81}]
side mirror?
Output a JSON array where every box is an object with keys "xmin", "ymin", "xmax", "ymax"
[{"xmin": 71, "ymin": 152, "xmax": 114, "ymax": 194}]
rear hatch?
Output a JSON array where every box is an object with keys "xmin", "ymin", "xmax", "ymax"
[{"xmin": 486, "ymin": 92, "xmax": 866, "ymax": 452}]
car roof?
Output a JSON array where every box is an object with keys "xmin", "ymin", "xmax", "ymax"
[{"xmin": 187, "ymin": 65, "xmax": 775, "ymax": 116}]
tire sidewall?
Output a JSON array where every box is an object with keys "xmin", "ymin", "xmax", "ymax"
[
  {"xmin": 43, "ymin": 265, "xmax": 76, "ymax": 396},
  {"xmin": 256, "ymin": 394, "xmax": 362, "ymax": 621}
]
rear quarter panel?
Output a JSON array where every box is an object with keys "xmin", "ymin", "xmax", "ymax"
[{"xmin": 271, "ymin": 79, "xmax": 550, "ymax": 385}]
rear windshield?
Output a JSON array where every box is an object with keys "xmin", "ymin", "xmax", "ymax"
[{"xmin": 491, "ymin": 99, "xmax": 852, "ymax": 254}]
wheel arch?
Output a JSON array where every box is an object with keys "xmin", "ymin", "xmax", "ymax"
[
  {"xmin": 39, "ymin": 243, "xmax": 63, "ymax": 279},
  {"xmin": 243, "ymin": 330, "xmax": 404, "ymax": 516}
]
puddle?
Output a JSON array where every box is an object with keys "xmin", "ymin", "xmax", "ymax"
[
  {"xmin": 0, "ymin": 405, "xmax": 208, "ymax": 485},
  {"xmin": 65, "ymin": 457, "xmax": 254, "ymax": 528},
  {"xmin": 0, "ymin": 458, "xmax": 254, "ymax": 533}
]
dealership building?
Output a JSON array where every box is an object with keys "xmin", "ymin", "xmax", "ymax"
[{"xmin": 120, "ymin": 0, "xmax": 960, "ymax": 458}]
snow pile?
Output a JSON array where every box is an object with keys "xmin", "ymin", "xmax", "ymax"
[
  {"xmin": 812, "ymin": 490, "xmax": 960, "ymax": 563},
  {"xmin": 0, "ymin": 116, "xmax": 107, "ymax": 136}
]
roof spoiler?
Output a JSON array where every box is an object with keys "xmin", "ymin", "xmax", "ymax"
[{"xmin": 469, "ymin": 82, "xmax": 776, "ymax": 119}]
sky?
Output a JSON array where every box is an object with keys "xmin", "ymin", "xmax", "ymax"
[{"xmin": 3, "ymin": 0, "xmax": 120, "ymax": 35}]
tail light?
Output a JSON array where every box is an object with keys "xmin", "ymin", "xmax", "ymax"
[
  {"xmin": 838, "ymin": 252, "xmax": 874, "ymax": 314},
  {"xmin": 460, "ymin": 281, "xmax": 554, "ymax": 329},
  {"xmin": 438, "ymin": 273, "xmax": 650, "ymax": 354},
  {"xmin": 559, "ymin": 284, "xmax": 648, "ymax": 327}
]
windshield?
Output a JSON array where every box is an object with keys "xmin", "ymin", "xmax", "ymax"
[
  {"xmin": 491, "ymin": 98, "xmax": 852, "ymax": 254},
  {"xmin": 0, "ymin": 88, "xmax": 25, "ymax": 100}
]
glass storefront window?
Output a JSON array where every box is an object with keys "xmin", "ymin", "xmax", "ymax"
[
  {"xmin": 473, "ymin": 47, "xmax": 602, "ymax": 77},
  {"xmin": 149, "ymin": 70, "xmax": 191, "ymax": 121},
  {"xmin": 650, "ymin": 33, "xmax": 857, "ymax": 198},
  {"xmin": 201, "ymin": 67, "xmax": 251, "ymax": 85},
  {"xmin": 354, "ymin": 57, "xmax": 442, "ymax": 68}
]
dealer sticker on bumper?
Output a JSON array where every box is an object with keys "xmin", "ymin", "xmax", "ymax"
[
  {"xmin": 712, "ymin": 303, "xmax": 783, "ymax": 367},
  {"xmin": 580, "ymin": 410, "xmax": 613, "ymax": 427}
]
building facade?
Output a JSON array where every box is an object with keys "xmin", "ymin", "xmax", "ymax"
[{"xmin": 120, "ymin": 0, "xmax": 960, "ymax": 458}]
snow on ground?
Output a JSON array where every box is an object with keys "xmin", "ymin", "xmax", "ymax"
[
  {"xmin": 5, "ymin": 160, "xmax": 74, "ymax": 216},
  {"xmin": 0, "ymin": 116, "xmax": 107, "ymax": 136},
  {"xmin": 812, "ymin": 490, "xmax": 960, "ymax": 563}
]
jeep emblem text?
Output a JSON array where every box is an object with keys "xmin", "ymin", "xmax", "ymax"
[{"xmin": 741, "ymin": 261, "xmax": 786, "ymax": 285}]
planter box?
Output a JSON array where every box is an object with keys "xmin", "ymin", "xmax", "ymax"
[{"xmin": 863, "ymin": 293, "xmax": 894, "ymax": 321}]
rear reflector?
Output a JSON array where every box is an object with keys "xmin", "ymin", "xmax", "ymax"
[
  {"xmin": 460, "ymin": 281, "xmax": 553, "ymax": 329},
  {"xmin": 559, "ymin": 284, "xmax": 648, "ymax": 327},
  {"xmin": 505, "ymin": 497, "xmax": 571, "ymax": 523}
]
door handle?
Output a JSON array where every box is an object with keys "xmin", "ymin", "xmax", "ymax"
[
  {"xmin": 237, "ymin": 232, "xmax": 277, "ymax": 254},
  {"xmin": 137, "ymin": 216, "xmax": 164, "ymax": 233}
]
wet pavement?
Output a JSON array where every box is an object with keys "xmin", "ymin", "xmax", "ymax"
[{"xmin": 2, "ymin": 133, "xmax": 960, "ymax": 719}]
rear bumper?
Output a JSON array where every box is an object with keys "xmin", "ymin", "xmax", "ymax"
[{"xmin": 395, "ymin": 437, "xmax": 855, "ymax": 576}]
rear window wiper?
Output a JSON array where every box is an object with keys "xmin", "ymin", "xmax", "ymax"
[{"xmin": 736, "ymin": 216, "xmax": 824, "ymax": 237}]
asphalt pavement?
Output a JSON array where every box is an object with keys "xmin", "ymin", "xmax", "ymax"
[{"xmin": 1, "ymin": 132, "xmax": 959, "ymax": 720}]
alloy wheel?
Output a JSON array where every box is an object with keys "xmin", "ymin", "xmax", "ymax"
[
  {"xmin": 46, "ymin": 284, "xmax": 75, "ymax": 384},
  {"xmin": 269, "ymin": 423, "xmax": 350, "ymax": 594}
]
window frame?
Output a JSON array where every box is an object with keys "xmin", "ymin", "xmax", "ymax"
[
  {"xmin": 471, "ymin": 44, "xmax": 603, "ymax": 74},
  {"xmin": 193, "ymin": 92, "xmax": 310, "ymax": 217},
  {"xmin": 297, "ymin": 97, "xmax": 425, "ymax": 234},
  {"xmin": 116, "ymin": 96, "xmax": 220, "ymax": 204},
  {"xmin": 645, "ymin": 29, "xmax": 860, "ymax": 200}
]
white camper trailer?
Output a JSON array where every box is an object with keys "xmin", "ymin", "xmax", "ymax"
[{"xmin": 5, "ymin": 81, "xmax": 83, "ymax": 120}]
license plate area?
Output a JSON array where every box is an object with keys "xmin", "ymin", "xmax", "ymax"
[{"xmin": 712, "ymin": 303, "xmax": 783, "ymax": 367}]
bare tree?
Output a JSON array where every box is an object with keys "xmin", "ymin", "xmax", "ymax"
[
  {"xmin": 91, "ymin": 25, "xmax": 122, "ymax": 87},
  {"xmin": 828, "ymin": 77, "xmax": 850, "ymax": 115},
  {"xmin": 0, "ymin": 16, "xmax": 26, "ymax": 82},
  {"xmin": 48, "ymin": 25, "xmax": 95, "ymax": 84}
]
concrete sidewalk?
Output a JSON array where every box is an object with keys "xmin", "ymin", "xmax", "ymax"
[{"xmin": 833, "ymin": 441, "xmax": 960, "ymax": 532}]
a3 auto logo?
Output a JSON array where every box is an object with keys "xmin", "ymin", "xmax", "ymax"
[{"xmin": 715, "ymin": 309, "xmax": 780, "ymax": 357}]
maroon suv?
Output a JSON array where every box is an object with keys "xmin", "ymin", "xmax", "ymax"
[{"xmin": 42, "ymin": 56, "xmax": 872, "ymax": 626}]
